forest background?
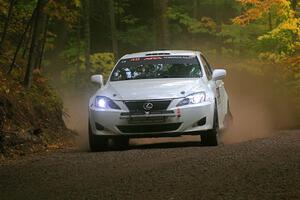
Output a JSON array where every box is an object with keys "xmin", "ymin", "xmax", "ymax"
[{"xmin": 0, "ymin": 0, "xmax": 299, "ymax": 155}]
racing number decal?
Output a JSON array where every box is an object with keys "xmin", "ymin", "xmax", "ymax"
[{"xmin": 130, "ymin": 58, "xmax": 140, "ymax": 62}]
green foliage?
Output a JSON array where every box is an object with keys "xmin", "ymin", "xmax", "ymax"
[
  {"xmin": 118, "ymin": 25, "xmax": 154, "ymax": 50},
  {"xmin": 73, "ymin": 0, "xmax": 81, "ymax": 8},
  {"xmin": 0, "ymin": 67, "xmax": 63, "ymax": 129},
  {"xmin": 46, "ymin": 0, "xmax": 80, "ymax": 26},
  {"xmin": 220, "ymin": 23, "xmax": 266, "ymax": 56},
  {"xmin": 167, "ymin": 6, "xmax": 216, "ymax": 34},
  {"xmin": 60, "ymin": 39, "xmax": 84, "ymax": 65},
  {"xmin": 30, "ymin": 75, "xmax": 63, "ymax": 113},
  {"xmin": 60, "ymin": 47, "xmax": 115, "ymax": 88},
  {"xmin": 233, "ymin": 0, "xmax": 300, "ymax": 62},
  {"xmin": 90, "ymin": 53, "xmax": 115, "ymax": 78},
  {"xmin": 258, "ymin": 18, "xmax": 300, "ymax": 62}
]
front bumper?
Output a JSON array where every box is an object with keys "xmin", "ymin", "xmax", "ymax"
[{"xmin": 89, "ymin": 100, "xmax": 215, "ymax": 137}]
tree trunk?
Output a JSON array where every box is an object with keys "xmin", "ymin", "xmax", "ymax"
[
  {"xmin": 268, "ymin": 12, "xmax": 273, "ymax": 31},
  {"xmin": 76, "ymin": 19, "xmax": 81, "ymax": 69},
  {"xmin": 0, "ymin": 0, "xmax": 16, "ymax": 52},
  {"xmin": 154, "ymin": 0, "xmax": 169, "ymax": 49},
  {"xmin": 193, "ymin": 0, "xmax": 198, "ymax": 19},
  {"xmin": 214, "ymin": 0, "xmax": 222, "ymax": 58},
  {"xmin": 7, "ymin": 9, "xmax": 36, "ymax": 74},
  {"xmin": 152, "ymin": 1, "xmax": 156, "ymax": 49},
  {"xmin": 291, "ymin": 0, "xmax": 298, "ymax": 11},
  {"xmin": 33, "ymin": 12, "xmax": 48, "ymax": 70},
  {"xmin": 83, "ymin": 0, "xmax": 91, "ymax": 71},
  {"xmin": 53, "ymin": 20, "xmax": 68, "ymax": 52},
  {"xmin": 23, "ymin": 0, "xmax": 48, "ymax": 89},
  {"xmin": 192, "ymin": 0, "xmax": 198, "ymax": 46},
  {"xmin": 108, "ymin": 0, "xmax": 118, "ymax": 61},
  {"xmin": 37, "ymin": 15, "xmax": 49, "ymax": 70},
  {"xmin": 22, "ymin": 22, "xmax": 33, "ymax": 58}
]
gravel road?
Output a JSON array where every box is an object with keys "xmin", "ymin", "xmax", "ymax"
[{"xmin": 0, "ymin": 131, "xmax": 299, "ymax": 200}]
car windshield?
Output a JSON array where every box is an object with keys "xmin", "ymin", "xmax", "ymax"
[{"xmin": 110, "ymin": 56, "xmax": 202, "ymax": 81}]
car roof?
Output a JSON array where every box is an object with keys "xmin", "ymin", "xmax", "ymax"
[{"xmin": 121, "ymin": 50, "xmax": 201, "ymax": 59}]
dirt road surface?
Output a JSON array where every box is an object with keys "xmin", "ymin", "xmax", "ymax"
[{"xmin": 0, "ymin": 131, "xmax": 299, "ymax": 200}]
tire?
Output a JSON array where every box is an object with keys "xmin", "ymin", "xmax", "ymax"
[
  {"xmin": 89, "ymin": 121, "xmax": 108, "ymax": 152},
  {"xmin": 113, "ymin": 137, "xmax": 129, "ymax": 150},
  {"xmin": 201, "ymin": 129, "xmax": 218, "ymax": 146},
  {"xmin": 201, "ymin": 100, "xmax": 219, "ymax": 146}
]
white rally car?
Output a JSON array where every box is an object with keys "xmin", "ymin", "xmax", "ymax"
[{"xmin": 88, "ymin": 50, "xmax": 232, "ymax": 151}]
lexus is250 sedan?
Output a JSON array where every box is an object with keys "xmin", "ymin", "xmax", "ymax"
[{"xmin": 88, "ymin": 50, "xmax": 232, "ymax": 151}]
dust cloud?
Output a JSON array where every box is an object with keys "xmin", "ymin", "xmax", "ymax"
[
  {"xmin": 222, "ymin": 68, "xmax": 299, "ymax": 144},
  {"xmin": 61, "ymin": 68, "xmax": 299, "ymax": 148},
  {"xmin": 62, "ymin": 92, "xmax": 91, "ymax": 150}
]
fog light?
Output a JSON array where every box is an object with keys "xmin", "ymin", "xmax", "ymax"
[
  {"xmin": 95, "ymin": 123, "xmax": 105, "ymax": 131},
  {"xmin": 197, "ymin": 117, "xmax": 206, "ymax": 126}
]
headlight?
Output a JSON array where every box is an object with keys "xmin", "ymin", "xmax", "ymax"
[
  {"xmin": 176, "ymin": 92, "xmax": 206, "ymax": 107},
  {"xmin": 95, "ymin": 96, "xmax": 121, "ymax": 110}
]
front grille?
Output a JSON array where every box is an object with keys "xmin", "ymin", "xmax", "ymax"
[
  {"xmin": 124, "ymin": 100, "xmax": 171, "ymax": 113},
  {"xmin": 117, "ymin": 123, "xmax": 182, "ymax": 133}
]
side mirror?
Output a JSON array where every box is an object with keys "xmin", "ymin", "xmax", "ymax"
[
  {"xmin": 212, "ymin": 69, "xmax": 226, "ymax": 81},
  {"xmin": 91, "ymin": 74, "xmax": 104, "ymax": 87}
]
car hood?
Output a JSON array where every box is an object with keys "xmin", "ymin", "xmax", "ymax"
[{"xmin": 98, "ymin": 78, "xmax": 207, "ymax": 100}]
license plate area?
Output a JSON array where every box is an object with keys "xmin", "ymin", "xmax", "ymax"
[{"xmin": 128, "ymin": 116, "xmax": 166, "ymax": 124}]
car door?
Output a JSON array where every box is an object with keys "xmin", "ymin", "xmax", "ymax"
[{"xmin": 200, "ymin": 55, "xmax": 227, "ymax": 129}]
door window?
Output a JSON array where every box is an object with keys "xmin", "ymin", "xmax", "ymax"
[{"xmin": 200, "ymin": 55, "xmax": 213, "ymax": 80}]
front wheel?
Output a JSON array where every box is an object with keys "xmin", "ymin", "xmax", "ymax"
[
  {"xmin": 201, "ymin": 129, "xmax": 218, "ymax": 146},
  {"xmin": 113, "ymin": 137, "xmax": 129, "ymax": 150},
  {"xmin": 89, "ymin": 121, "xmax": 108, "ymax": 152},
  {"xmin": 201, "ymin": 100, "xmax": 219, "ymax": 146}
]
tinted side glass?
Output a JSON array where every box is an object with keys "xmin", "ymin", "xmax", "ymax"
[{"xmin": 200, "ymin": 55, "xmax": 212, "ymax": 80}]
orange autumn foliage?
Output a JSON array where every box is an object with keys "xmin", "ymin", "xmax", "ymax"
[{"xmin": 233, "ymin": 0, "xmax": 293, "ymax": 25}]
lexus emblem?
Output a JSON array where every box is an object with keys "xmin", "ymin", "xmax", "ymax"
[{"xmin": 143, "ymin": 102, "xmax": 154, "ymax": 111}]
